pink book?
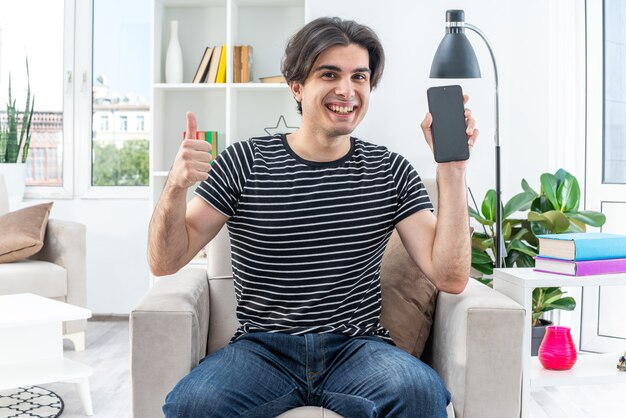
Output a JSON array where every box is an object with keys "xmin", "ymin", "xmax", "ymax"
[{"xmin": 534, "ymin": 256, "xmax": 626, "ymax": 276}]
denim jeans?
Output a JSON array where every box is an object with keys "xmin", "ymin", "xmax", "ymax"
[{"xmin": 163, "ymin": 332, "xmax": 450, "ymax": 418}]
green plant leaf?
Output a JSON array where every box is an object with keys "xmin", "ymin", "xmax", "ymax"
[
  {"xmin": 468, "ymin": 206, "xmax": 480, "ymax": 218},
  {"xmin": 521, "ymin": 179, "xmax": 539, "ymax": 196},
  {"xmin": 543, "ymin": 210, "xmax": 570, "ymax": 233},
  {"xmin": 540, "ymin": 173, "xmax": 559, "ymax": 210},
  {"xmin": 568, "ymin": 210, "xmax": 606, "ymax": 227},
  {"xmin": 531, "ymin": 195, "xmax": 556, "ymax": 213},
  {"xmin": 472, "ymin": 262, "xmax": 494, "ymax": 275},
  {"xmin": 544, "ymin": 296, "xmax": 576, "ymax": 312},
  {"xmin": 472, "ymin": 249, "xmax": 492, "ymax": 264},
  {"xmin": 481, "ymin": 189, "xmax": 497, "ymax": 222},
  {"xmin": 566, "ymin": 219, "xmax": 585, "ymax": 233},
  {"xmin": 503, "ymin": 191, "xmax": 536, "ymax": 218},
  {"xmin": 554, "ymin": 168, "xmax": 569, "ymax": 185},
  {"xmin": 509, "ymin": 240, "xmax": 538, "ymax": 257},
  {"xmin": 515, "ymin": 252, "xmax": 536, "ymax": 267},
  {"xmin": 472, "ymin": 236, "xmax": 493, "ymax": 251},
  {"xmin": 557, "ymin": 173, "xmax": 580, "ymax": 212},
  {"xmin": 528, "ymin": 211, "xmax": 552, "ymax": 227}
]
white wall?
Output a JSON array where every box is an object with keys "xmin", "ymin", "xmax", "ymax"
[
  {"xmin": 36, "ymin": 0, "xmax": 584, "ymax": 314},
  {"xmin": 307, "ymin": 0, "xmax": 583, "ymax": 203}
]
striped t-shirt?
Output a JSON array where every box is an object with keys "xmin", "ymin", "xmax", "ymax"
[{"xmin": 195, "ymin": 134, "xmax": 433, "ymax": 342}]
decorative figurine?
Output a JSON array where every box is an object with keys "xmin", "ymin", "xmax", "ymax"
[{"xmin": 617, "ymin": 352, "xmax": 626, "ymax": 372}]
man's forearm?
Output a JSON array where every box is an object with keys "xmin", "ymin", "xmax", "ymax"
[
  {"xmin": 147, "ymin": 181, "xmax": 190, "ymax": 276},
  {"xmin": 432, "ymin": 165, "xmax": 471, "ymax": 293}
]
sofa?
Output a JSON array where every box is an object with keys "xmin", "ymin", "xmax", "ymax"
[
  {"xmin": 0, "ymin": 174, "xmax": 87, "ymax": 350},
  {"xmin": 131, "ymin": 179, "xmax": 525, "ymax": 418}
]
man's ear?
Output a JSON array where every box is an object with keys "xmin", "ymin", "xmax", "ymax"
[{"xmin": 289, "ymin": 81, "xmax": 303, "ymax": 102}]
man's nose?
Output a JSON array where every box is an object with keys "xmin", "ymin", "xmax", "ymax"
[{"xmin": 334, "ymin": 77, "xmax": 354, "ymax": 98}]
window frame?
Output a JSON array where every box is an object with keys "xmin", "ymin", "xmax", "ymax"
[{"xmin": 75, "ymin": 0, "xmax": 149, "ymax": 199}]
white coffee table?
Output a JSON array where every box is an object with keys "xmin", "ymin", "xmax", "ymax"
[{"xmin": 0, "ymin": 293, "xmax": 93, "ymax": 415}]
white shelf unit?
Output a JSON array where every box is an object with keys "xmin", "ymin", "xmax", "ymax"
[
  {"xmin": 492, "ymin": 268, "xmax": 626, "ymax": 418},
  {"xmin": 151, "ymin": 0, "xmax": 306, "ymax": 210}
]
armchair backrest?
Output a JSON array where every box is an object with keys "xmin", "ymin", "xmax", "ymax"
[{"xmin": 0, "ymin": 175, "xmax": 9, "ymax": 215}]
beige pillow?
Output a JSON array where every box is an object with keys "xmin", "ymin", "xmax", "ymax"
[
  {"xmin": 0, "ymin": 202, "xmax": 54, "ymax": 263},
  {"xmin": 380, "ymin": 229, "xmax": 438, "ymax": 358}
]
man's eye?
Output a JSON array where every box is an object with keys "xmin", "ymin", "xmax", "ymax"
[
  {"xmin": 322, "ymin": 72, "xmax": 336, "ymax": 78},
  {"xmin": 353, "ymin": 74, "xmax": 367, "ymax": 81}
]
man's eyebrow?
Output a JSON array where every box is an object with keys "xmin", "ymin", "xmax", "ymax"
[{"xmin": 314, "ymin": 65, "xmax": 371, "ymax": 73}]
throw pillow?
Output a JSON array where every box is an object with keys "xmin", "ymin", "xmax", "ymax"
[
  {"xmin": 379, "ymin": 229, "xmax": 438, "ymax": 358},
  {"xmin": 0, "ymin": 202, "xmax": 54, "ymax": 263}
]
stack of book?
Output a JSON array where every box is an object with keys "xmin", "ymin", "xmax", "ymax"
[
  {"xmin": 192, "ymin": 45, "xmax": 227, "ymax": 84},
  {"xmin": 534, "ymin": 232, "xmax": 626, "ymax": 276}
]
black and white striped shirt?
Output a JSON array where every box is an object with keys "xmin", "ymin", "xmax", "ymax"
[{"xmin": 195, "ymin": 134, "xmax": 433, "ymax": 342}]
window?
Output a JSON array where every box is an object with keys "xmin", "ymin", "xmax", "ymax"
[
  {"xmin": 119, "ymin": 115, "xmax": 128, "ymax": 131},
  {"xmin": 0, "ymin": 0, "xmax": 71, "ymax": 193},
  {"xmin": 90, "ymin": 0, "xmax": 150, "ymax": 188},
  {"xmin": 604, "ymin": 0, "xmax": 626, "ymax": 183},
  {"xmin": 100, "ymin": 114, "xmax": 109, "ymax": 131}
]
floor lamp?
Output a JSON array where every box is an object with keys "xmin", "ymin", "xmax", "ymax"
[{"xmin": 429, "ymin": 9, "xmax": 505, "ymax": 268}]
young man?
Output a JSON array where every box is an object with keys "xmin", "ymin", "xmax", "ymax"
[{"xmin": 148, "ymin": 16, "xmax": 477, "ymax": 418}]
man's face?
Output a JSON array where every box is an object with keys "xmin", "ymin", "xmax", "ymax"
[{"xmin": 291, "ymin": 43, "xmax": 371, "ymax": 138}]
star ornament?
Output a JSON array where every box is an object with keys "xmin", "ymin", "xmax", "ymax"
[{"xmin": 264, "ymin": 115, "xmax": 299, "ymax": 136}]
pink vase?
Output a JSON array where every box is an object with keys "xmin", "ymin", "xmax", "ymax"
[{"xmin": 538, "ymin": 325, "xmax": 577, "ymax": 370}]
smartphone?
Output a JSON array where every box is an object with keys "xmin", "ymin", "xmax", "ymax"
[{"xmin": 426, "ymin": 85, "xmax": 470, "ymax": 163}]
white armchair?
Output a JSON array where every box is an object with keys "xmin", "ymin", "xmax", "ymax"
[{"xmin": 0, "ymin": 174, "xmax": 87, "ymax": 350}]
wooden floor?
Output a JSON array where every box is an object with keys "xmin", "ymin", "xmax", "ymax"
[{"xmin": 42, "ymin": 319, "xmax": 626, "ymax": 417}]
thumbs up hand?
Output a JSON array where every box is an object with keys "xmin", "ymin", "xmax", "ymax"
[{"xmin": 168, "ymin": 111, "xmax": 213, "ymax": 189}]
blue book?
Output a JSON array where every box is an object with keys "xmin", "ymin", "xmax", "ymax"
[{"xmin": 537, "ymin": 233, "xmax": 626, "ymax": 261}]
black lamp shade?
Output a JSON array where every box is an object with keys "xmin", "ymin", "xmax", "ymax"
[{"xmin": 430, "ymin": 33, "xmax": 481, "ymax": 78}]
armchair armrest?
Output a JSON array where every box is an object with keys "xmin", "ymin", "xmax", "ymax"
[
  {"xmin": 30, "ymin": 219, "xmax": 87, "ymax": 335},
  {"xmin": 130, "ymin": 267, "xmax": 209, "ymax": 418},
  {"xmin": 428, "ymin": 279, "xmax": 524, "ymax": 418},
  {"xmin": 30, "ymin": 219, "xmax": 86, "ymax": 307}
]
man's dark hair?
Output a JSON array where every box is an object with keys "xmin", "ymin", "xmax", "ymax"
[{"xmin": 281, "ymin": 17, "xmax": 385, "ymax": 113}]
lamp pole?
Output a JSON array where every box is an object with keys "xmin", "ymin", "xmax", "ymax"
[{"xmin": 461, "ymin": 23, "xmax": 504, "ymax": 269}]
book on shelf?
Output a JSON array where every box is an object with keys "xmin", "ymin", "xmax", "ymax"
[
  {"xmin": 215, "ymin": 45, "xmax": 227, "ymax": 83},
  {"xmin": 537, "ymin": 232, "xmax": 626, "ymax": 261},
  {"xmin": 534, "ymin": 256, "xmax": 626, "ymax": 276},
  {"xmin": 205, "ymin": 46, "xmax": 222, "ymax": 83},
  {"xmin": 241, "ymin": 44, "xmax": 253, "ymax": 83},
  {"xmin": 192, "ymin": 46, "xmax": 214, "ymax": 83},
  {"xmin": 233, "ymin": 45, "xmax": 242, "ymax": 83},
  {"xmin": 259, "ymin": 75, "xmax": 287, "ymax": 83},
  {"xmin": 182, "ymin": 130, "xmax": 219, "ymax": 162}
]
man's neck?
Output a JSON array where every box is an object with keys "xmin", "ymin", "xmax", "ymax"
[{"xmin": 286, "ymin": 128, "xmax": 352, "ymax": 163}]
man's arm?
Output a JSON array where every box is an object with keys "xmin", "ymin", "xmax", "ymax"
[
  {"xmin": 396, "ymin": 167, "xmax": 470, "ymax": 294},
  {"xmin": 396, "ymin": 97, "xmax": 478, "ymax": 294},
  {"xmin": 147, "ymin": 112, "xmax": 228, "ymax": 276}
]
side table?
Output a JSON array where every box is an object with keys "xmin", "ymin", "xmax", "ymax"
[
  {"xmin": 0, "ymin": 293, "xmax": 93, "ymax": 415},
  {"xmin": 493, "ymin": 268, "xmax": 626, "ymax": 418}
]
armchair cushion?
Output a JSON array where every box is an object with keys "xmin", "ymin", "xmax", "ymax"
[
  {"xmin": 0, "ymin": 202, "xmax": 53, "ymax": 263},
  {"xmin": 380, "ymin": 229, "xmax": 438, "ymax": 358}
]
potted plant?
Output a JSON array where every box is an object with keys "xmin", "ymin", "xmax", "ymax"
[
  {"xmin": 469, "ymin": 169, "xmax": 606, "ymax": 354},
  {"xmin": 0, "ymin": 57, "xmax": 35, "ymax": 203}
]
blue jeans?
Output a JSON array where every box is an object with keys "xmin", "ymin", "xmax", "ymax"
[{"xmin": 163, "ymin": 332, "xmax": 450, "ymax": 418}]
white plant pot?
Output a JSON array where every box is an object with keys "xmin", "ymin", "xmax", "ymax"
[{"xmin": 0, "ymin": 163, "xmax": 27, "ymax": 206}]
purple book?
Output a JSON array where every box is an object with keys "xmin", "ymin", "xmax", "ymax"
[{"xmin": 534, "ymin": 256, "xmax": 626, "ymax": 276}]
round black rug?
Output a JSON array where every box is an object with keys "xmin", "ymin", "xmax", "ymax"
[{"xmin": 0, "ymin": 386, "xmax": 64, "ymax": 418}]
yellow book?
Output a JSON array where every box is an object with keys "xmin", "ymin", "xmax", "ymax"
[{"xmin": 215, "ymin": 45, "xmax": 227, "ymax": 83}]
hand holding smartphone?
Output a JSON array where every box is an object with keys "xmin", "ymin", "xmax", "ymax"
[{"xmin": 426, "ymin": 85, "xmax": 469, "ymax": 163}]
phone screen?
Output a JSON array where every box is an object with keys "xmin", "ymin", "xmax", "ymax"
[{"xmin": 426, "ymin": 85, "xmax": 469, "ymax": 163}]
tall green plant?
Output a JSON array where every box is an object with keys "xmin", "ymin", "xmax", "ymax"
[
  {"xmin": 1, "ymin": 58, "xmax": 35, "ymax": 163},
  {"xmin": 470, "ymin": 168, "xmax": 606, "ymax": 276},
  {"xmin": 469, "ymin": 169, "xmax": 606, "ymax": 325}
]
